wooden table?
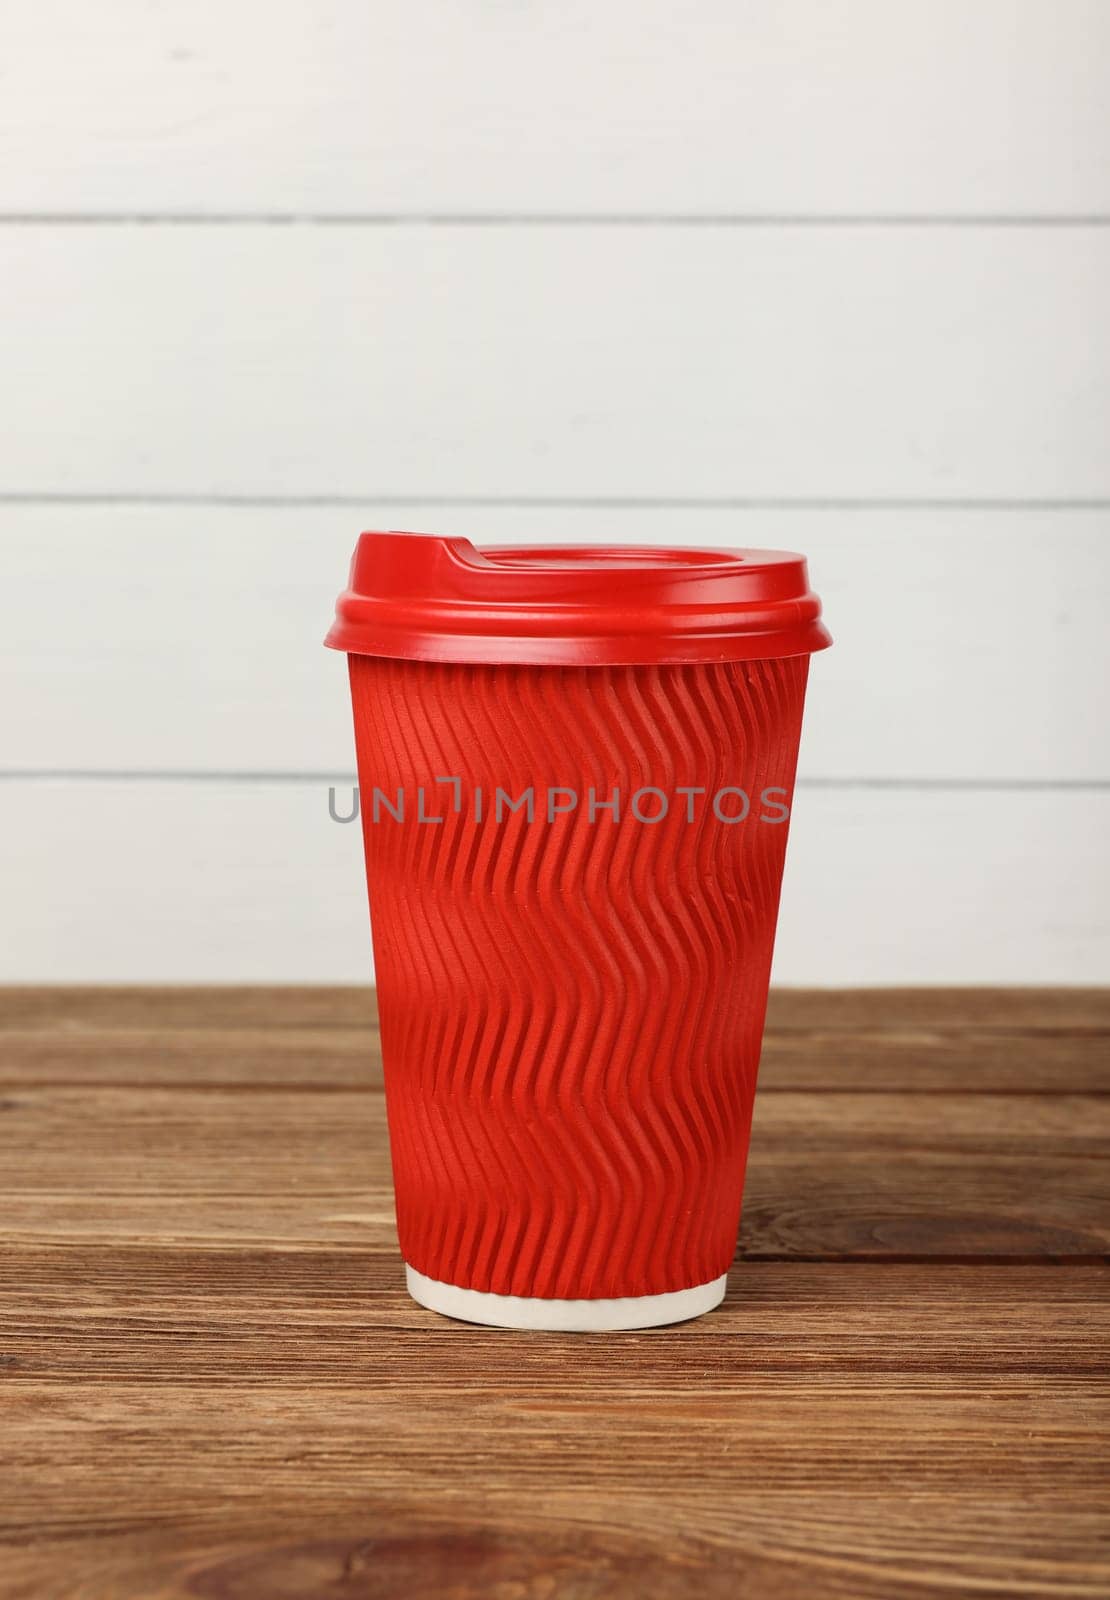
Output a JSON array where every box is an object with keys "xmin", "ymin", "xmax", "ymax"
[{"xmin": 2, "ymin": 988, "xmax": 1107, "ymax": 1599}]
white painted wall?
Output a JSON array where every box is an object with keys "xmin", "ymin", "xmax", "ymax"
[{"xmin": 2, "ymin": 0, "xmax": 1107, "ymax": 983}]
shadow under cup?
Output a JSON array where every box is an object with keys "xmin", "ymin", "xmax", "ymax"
[{"xmin": 328, "ymin": 532, "xmax": 830, "ymax": 1331}]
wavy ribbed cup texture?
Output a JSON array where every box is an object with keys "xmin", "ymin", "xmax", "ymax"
[{"xmin": 349, "ymin": 654, "xmax": 809, "ymax": 1303}]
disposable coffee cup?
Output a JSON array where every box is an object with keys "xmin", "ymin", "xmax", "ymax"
[{"xmin": 326, "ymin": 532, "xmax": 830, "ymax": 1331}]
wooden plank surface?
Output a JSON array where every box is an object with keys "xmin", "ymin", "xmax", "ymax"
[
  {"xmin": 0, "ymin": 988, "xmax": 1107, "ymax": 1599},
  {"xmin": 5, "ymin": 505, "xmax": 1108, "ymax": 782},
  {"xmin": 1, "ymin": 1083, "xmax": 1107, "ymax": 1259},
  {"xmin": 2, "ymin": 987, "xmax": 1108, "ymax": 1090},
  {"xmin": 4, "ymin": 227, "xmax": 1108, "ymax": 501},
  {"xmin": 5, "ymin": 984, "xmax": 1109, "ymax": 1031},
  {"xmin": 5, "ymin": 0, "xmax": 1108, "ymax": 215}
]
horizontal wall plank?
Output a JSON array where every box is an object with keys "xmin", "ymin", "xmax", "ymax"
[
  {"xmin": 3, "ymin": 506, "xmax": 1107, "ymax": 782},
  {"xmin": 1, "ymin": 781, "xmax": 1106, "ymax": 984},
  {"xmin": 4, "ymin": 0, "xmax": 1109, "ymax": 214},
  {"xmin": 3, "ymin": 227, "xmax": 1108, "ymax": 499}
]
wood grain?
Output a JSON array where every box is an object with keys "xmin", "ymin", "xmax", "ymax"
[
  {"xmin": 1, "ymin": 1253, "xmax": 1106, "ymax": 1378},
  {"xmin": 0, "ymin": 987, "xmax": 1107, "ymax": 1599},
  {"xmin": 3, "ymin": 1022, "xmax": 1108, "ymax": 1093},
  {"xmin": 1, "ymin": 989, "xmax": 1107, "ymax": 1092},
  {"xmin": 5, "ymin": 984, "xmax": 1109, "ymax": 1031}
]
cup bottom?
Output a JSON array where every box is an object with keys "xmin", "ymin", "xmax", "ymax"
[{"xmin": 404, "ymin": 1265, "xmax": 728, "ymax": 1332}]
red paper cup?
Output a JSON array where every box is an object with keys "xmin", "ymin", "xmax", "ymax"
[{"xmin": 327, "ymin": 533, "xmax": 830, "ymax": 1330}]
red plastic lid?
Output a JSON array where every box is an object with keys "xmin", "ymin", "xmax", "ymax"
[{"xmin": 325, "ymin": 530, "xmax": 831, "ymax": 666}]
